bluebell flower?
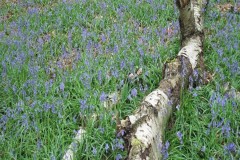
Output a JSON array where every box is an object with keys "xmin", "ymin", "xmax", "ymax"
[
  {"xmin": 160, "ymin": 141, "xmax": 170, "ymax": 160},
  {"xmin": 114, "ymin": 45, "xmax": 119, "ymax": 53},
  {"xmin": 176, "ymin": 131, "xmax": 183, "ymax": 144},
  {"xmin": 224, "ymin": 142, "xmax": 236, "ymax": 153},
  {"xmin": 117, "ymin": 129, "xmax": 125, "ymax": 137},
  {"xmin": 105, "ymin": 143, "xmax": 109, "ymax": 152},
  {"xmin": 120, "ymin": 61, "xmax": 125, "ymax": 69},
  {"xmin": 193, "ymin": 92, "xmax": 198, "ymax": 97},
  {"xmin": 138, "ymin": 48, "xmax": 144, "ymax": 56},
  {"xmin": 59, "ymin": 82, "xmax": 65, "ymax": 91},
  {"xmin": 80, "ymin": 99, "xmax": 88, "ymax": 110},
  {"xmin": 101, "ymin": 34, "xmax": 106, "ymax": 42},
  {"xmin": 131, "ymin": 88, "xmax": 137, "ymax": 97},
  {"xmin": 92, "ymin": 147, "xmax": 97, "ymax": 155},
  {"xmin": 112, "ymin": 138, "xmax": 124, "ymax": 151},
  {"xmin": 222, "ymin": 121, "xmax": 231, "ymax": 138},
  {"xmin": 37, "ymin": 139, "xmax": 42, "ymax": 150},
  {"xmin": 112, "ymin": 69, "xmax": 119, "ymax": 78},
  {"xmin": 28, "ymin": 7, "xmax": 39, "ymax": 15},
  {"xmin": 100, "ymin": 92, "xmax": 107, "ymax": 102},
  {"xmin": 43, "ymin": 103, "xmax": 51, "ymax": 111},
  {"xmin": 116, "ymin": 153, "xmax": 122, "ymax": 160}
]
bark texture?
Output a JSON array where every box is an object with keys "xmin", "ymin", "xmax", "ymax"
[
  {"xmin": 119, "ymin": 0, "xmax": 205, "ymax": 159},
  {"xmin": 62, "ymin": 127, "xmax": 86, "ymax": 160}
]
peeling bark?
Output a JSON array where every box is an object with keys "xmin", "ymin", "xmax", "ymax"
[{"xmin": 120, "ymin": 0, "xmax": 206, "ymax": 159}]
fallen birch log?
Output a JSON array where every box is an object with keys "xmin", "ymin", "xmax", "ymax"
[
  {"xmin": 62, "ymin": 127, "xmax": 86, "ymax": 160},
  {"xmin": 119, "ymin": 0, "xmax": 208, "ymax": 159}
]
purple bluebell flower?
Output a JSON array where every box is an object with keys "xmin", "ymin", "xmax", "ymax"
[
  {"xmin": 168, "ymin": 100, "xmax": 173, "ymax": 106},
  {"xmin": 230, "ymin": 61, "xmax": 238, "ymax": 75},
  {"xmin": 100, "ymin": 92, "xmax": 107, "ymax": 102},
  {"xmin": 116, "ymin": 153, "xmax": 122, "ymax": 160},
  {"xmin": 100, "ymin": 2, "xmax": 107, "ymax": 10},
  {"xmin": 112, "ymin": 138, "xmax": 124, "ymax": 151},
  {"xmin": 120, "ymin": 61, "xmax": 125, "ymax": 69},
  {"xmin": 28, "ymin": 7, "xmax": 39, "ymax": 15},
  {"xmin": 105, "ymin": 143, "xmax": 109, "ymax": 152},
  {"xmin": 92, "ymin": 147, "xmax": 97, "ymax": 155},
  {"xmin": 222, "ymin": 121, "xmax": 231, "ymax": 137},
  {"xmin": 51, "ymin": 104, "xmax": 56, "ymax": 114},
  {"xmin": 101, "ymin": 34, "xmax": 106, "ymax": 42},
  {"xmin": 189, "ymin": 78, "xmax": 193, "ymax": 91},
  {"xmin": 117, "ymin": 129, "xmax": 125, "ymax": 137},
  {"xmin": 216, "ymin": 119, "xmax": 224, "ymax": 128},
  {"xmin": 112, "ymin": 69, "xmax": 119, "ymax": 78},
  {"xmin": 160, "ymin": 141, "xmax": 170, "ymax": 160},
  {"xmin": 82, "ymin": 28, "xmax": 88, "ymax": 40},
  {"xmin": 37, "ymin": 139, "xmax": 42, "ymax": 150},
  {"xmin": 80, "ymin": 99, "xmax": 88, "ymax": 110},
  {"xmin": 30, "ymin": 101, "xmax": 37, "ymax": 108},
  {"xmin": 22, "ymin": 114, "xmax": 29, "ymax": 129},
  {"xmin": 224, "ymin": 142, "xmax": 236, "ymax": 153},
  {"xmin": 138, "ymin": 48, "xmax": 144, "ymax": 56},
  {"xmin": 43, "ymin": 103, "xmax": 51, "ymax": 111},
  {"xmin": 60, "ymin": 82, "xmax": 65, "ymax": 91},
  {"xmin": 193, "ymin": 92, "xmax": 198, "ymax": 97},
  {"xmin": 217, "ymin": 49, "xmax": 223, "ymax": 57},
  {"xmin": 176, "ymin": 131, "xmax": 183, "ymax": 144},
  {"xmin": 221, "ymin": 97, "xmax": 226, "ymax": 107},
  {"xmin": 114, "ymin": 45, "xmax": 119, "ymax": 53},
  {"xmin": 131, "ymin": 88, "xmax": 137, "ymax": 97}
]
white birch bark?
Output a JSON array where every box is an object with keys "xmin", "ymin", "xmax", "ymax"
[
  {"xmin": 62, "ymin": 127, "xmax": 86, "ymax": 160},
  {"xmin": 120, "ymin": 0, "xmax": 206, "ymax": 159}
]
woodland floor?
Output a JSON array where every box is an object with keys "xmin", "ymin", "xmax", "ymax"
[{"xmin": 0, "ymin": 0, "xmax": 239, "ymax": 159}]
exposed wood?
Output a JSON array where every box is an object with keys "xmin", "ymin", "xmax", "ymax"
[
  {"xmin": 62, "ymin": 127, "xmax": 86, "ymax": 160},
  {"xmin": 119, "ymin": 0, "xmax": 206, "ymax": 159},
  {"xmin": 62, "ymin": 91, "xmax": 119, "ymax": 160}
]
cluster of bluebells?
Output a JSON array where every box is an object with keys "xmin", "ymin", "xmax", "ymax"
[
  {"xmin": 204, "ymin": 1, "xmax": 239, "ymax": 157},
  {"xmin": 207, "ymin": 89, "xmax": 238, "ymax": 138},
  {"xmin": 85, "ymin": 138, "xmax": 124, "ymax": 159},
  {"xmin": 165, "ymin": 1, "xmax": 240, "ymax": 159},
  {"xmin": 160, "ymin": 141, "xmax": 170, "ymax": 160},
  {"xmin": 0, "ymin": 0, "xmax": 199, "ymax": 159},
  {"xmin": 224, "ymin": 142, "xmax": 236, "ymax": 154}
]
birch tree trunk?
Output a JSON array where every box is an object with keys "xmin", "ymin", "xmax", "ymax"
[{"xmin": 119, "ymin": 0, "xmax": 207, "ymax": 159}]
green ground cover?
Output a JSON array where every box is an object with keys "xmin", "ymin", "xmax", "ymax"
[{"xmin": 0, "ymin": 0, "xmax": 239, "ymax": 159}]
